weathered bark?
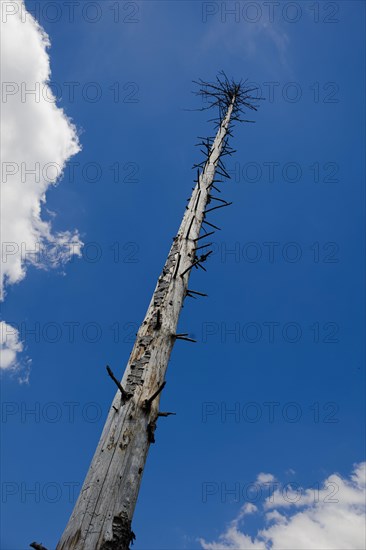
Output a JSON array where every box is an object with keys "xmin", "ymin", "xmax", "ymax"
[{"xmin": 57, "ymin": 99, "xmax": 235, "ymax": 550}]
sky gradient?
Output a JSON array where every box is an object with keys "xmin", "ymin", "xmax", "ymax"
[{"xmin": 1, "ymin": 1, "xmax": 365, "ymax": 549}]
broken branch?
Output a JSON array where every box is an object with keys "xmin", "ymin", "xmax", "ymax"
[
  {"xmin": 194, "ymin": 230, "xmax": 215, "ymax": 242},
  {"xmin": 143, "ymin": 381, "xmax": 166, "ymax": 411},
  {"xmin": 175, "ymin": 333, "xmax": 197, "ymax": 343},
  {"xmin": 106, "ymin": 366, "xmax": 131, "ymax": 402},
  {"xmin": 206, "ymin": 202, "xmax": 233, "ymax": 214}
]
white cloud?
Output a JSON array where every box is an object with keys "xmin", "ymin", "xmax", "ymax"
[
  {"xmin": 241, "ymin": 503, "xmax": 257, "ymax": 516},
  {"xmin": 0, "ymin": 0, "xmax": 82, "ymax": 302},
  {"xmin": 256, "ymin": 473, "xmax": 276, "ymax": 484},
  {"xmin": 200, "ymin": 525, "xmax": 266, "ymax": 550},
  {"xmin": 200, "ymin": 462, "xmax": 366, "ymax": 550},
  {"xmin": 0, "ymin": 0, "xmax": 82, "ymax": 370},
  {"xmin": 0, "ymin": 321, "xmax": 23, "ymax": 370}
]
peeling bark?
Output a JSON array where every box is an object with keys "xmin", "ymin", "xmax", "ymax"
[{"xmin": 100, "ymin": 513, "xmax": 135, "ymax": 550}]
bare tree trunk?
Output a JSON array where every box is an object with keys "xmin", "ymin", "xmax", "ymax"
[
  {"xmin": 56, "ymin": 98, "xmax": 234, "ymax": 550},
  {"xmin": 53, "ymin": 75, "xmax": 260, "ymax": 550}
]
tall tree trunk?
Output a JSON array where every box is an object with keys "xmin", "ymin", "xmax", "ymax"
[
  {"xmin": 53, "ymin": 74, "xmax": 261, "ymax": 550},
  {"xmin": 57, "ymin": 97, "xmax": 235, "ymax": 550}
]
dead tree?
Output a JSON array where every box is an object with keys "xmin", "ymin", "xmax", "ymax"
[{"xmin": 42, "ymin": 73, "xmax": 260, "ymax": 550}]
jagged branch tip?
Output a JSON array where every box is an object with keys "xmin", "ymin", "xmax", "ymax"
[{"xmin": 192, "ymin": 70, "xmax": 263, "ymax": 123}]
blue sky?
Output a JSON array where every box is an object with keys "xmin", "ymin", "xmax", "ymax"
[{"xmin": 1, "ymin": 1, "xmax": 365, "ymax": 549}]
